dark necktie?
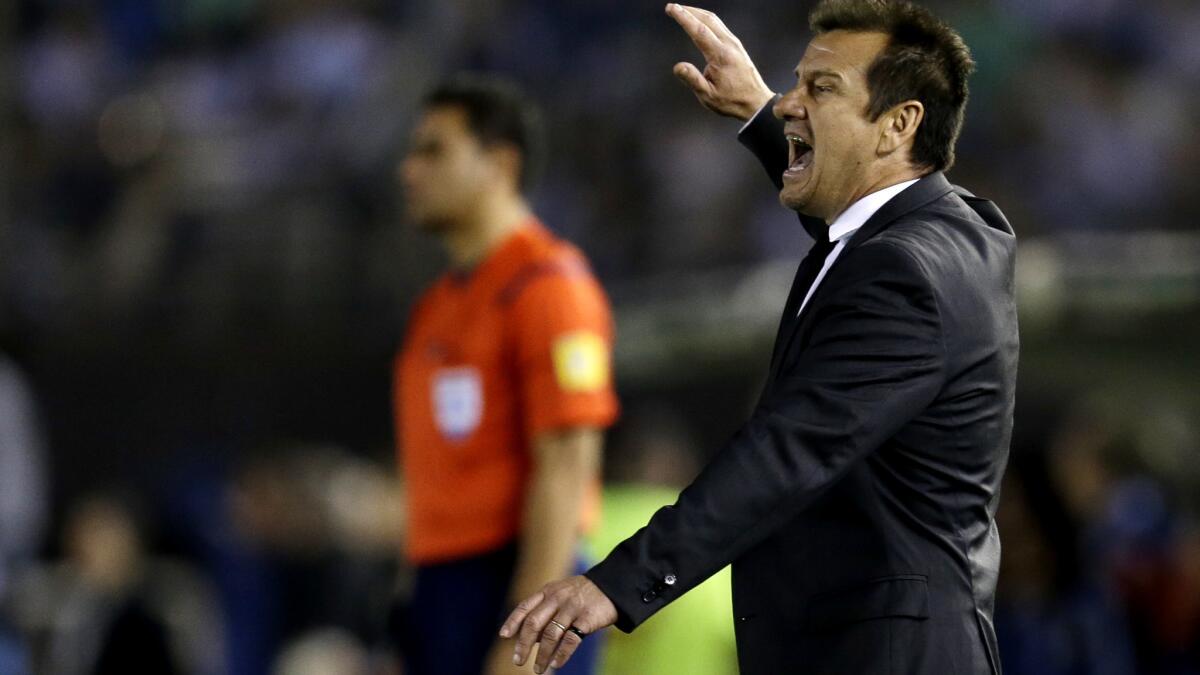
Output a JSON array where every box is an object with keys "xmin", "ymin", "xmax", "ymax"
[{"xmin": 766, "ymin": 231, "xmax": 836, "ymax": 375}]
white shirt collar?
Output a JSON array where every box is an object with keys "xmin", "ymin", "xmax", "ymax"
[{"xmin": 826, "ymin": 178, "xmax": 921, "ymax": 243}]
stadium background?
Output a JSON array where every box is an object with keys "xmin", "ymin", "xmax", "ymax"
[{"xmin": 1, "ymin": 0, "xmax": 1198, "ymax": 673}]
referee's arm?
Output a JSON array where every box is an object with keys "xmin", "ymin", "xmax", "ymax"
[{"xmin": 509, "ymin": 427, "xmax": 603, "ymax": 606}]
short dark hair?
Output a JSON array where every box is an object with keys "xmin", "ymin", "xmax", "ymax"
[
  {"xmin": 810, "ymin": 0, "xmax": 974, "ymax": 172},
  {"xmin": 423, "ymin": 75, "xmax": 545, "ymax": 192}
]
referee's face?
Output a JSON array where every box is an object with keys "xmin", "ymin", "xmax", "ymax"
[{"xmin": 400, "ymin": 106, "xmax": 494, "ymax": 232}]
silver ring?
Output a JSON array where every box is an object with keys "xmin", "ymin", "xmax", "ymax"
[{"xmin": 548, "ymin": 620, "xmax": 569, "ymax": 634}]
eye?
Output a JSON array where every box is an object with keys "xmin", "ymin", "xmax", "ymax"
[{"xmin": 813, "ymin": 83, "xmax": 834, "ymax": 94}]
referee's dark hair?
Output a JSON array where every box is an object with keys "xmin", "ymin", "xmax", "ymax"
[
  {"xmin": 810, "ymin": 0, "xmax": 974, "ymax": 172},
  {"xmin": 423, "ymin": 75, "xmax": 546, "ymax": 193}
]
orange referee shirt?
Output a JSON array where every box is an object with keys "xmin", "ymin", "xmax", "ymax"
[{"xmin": 395, "ymin": 219, "xmax": 619, "ymax": 565}]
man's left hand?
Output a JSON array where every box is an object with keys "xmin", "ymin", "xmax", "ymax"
[{"xmin": 499, "ymin": 575, "xmax": 618, "ymax": 674}]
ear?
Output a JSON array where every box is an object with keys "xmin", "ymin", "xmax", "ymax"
[
  {"xmin": 484, "ymin": 142, "xmax": 524, "ymax": 191},
  {"xmin": 877, "ymin": 100, "xmax": 924, "ymax": 160}
]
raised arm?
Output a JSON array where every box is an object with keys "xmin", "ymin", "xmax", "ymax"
[
  {"xmin": 666, "ymin": 4, "xmax": 775, "ymax": 121},
  {"xmin": 667, "ymin": 5, "xmax": 790, "ymax": 192}
]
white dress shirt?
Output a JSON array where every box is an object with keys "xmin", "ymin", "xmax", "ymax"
[{"xmin": 797, "ymin": 179, "xmax": 919, "ymax": 316}]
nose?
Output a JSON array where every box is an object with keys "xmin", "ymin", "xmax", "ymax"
[{"xmin": 773, "ymin": 86, "xmax": 807, "ymax": 122}]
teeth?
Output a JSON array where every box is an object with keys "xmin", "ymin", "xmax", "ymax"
[{"xmin": 787, "ymin": 134, "xmax": 811, "ymax": 149}]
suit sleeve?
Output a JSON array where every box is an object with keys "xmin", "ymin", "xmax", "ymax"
[
  {"xmin": 737, "ymin": 96, "xmax": 786, "ymax": 190},
  {"xmin": 584, "ymin": 241, "xmax": 947, "ymax": 632}
]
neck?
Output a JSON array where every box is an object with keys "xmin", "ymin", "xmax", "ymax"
[
  {"xmin": 444, "ymin": 191, "xmax": 532, "ymax": 270},
  {"xmin": 824, "ymin": 165, "xmax": 926, "ymax": 225}
]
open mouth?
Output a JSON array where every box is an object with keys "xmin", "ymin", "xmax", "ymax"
[{"xmin": 785, "ymin": 133, "xmax": 814, "ymax": 177}]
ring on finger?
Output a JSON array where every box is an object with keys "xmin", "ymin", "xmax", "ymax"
[{"xmin": 548, "ymin": 620, "xmax": 569, "ymax": 634}]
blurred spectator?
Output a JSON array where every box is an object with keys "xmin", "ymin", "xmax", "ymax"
[
  {"xmin": 0, "ymin": 353, "xmax": 48, "ymax": 675},
  {"xmin": 1003, "ymin": 393, "xmax": 1200, "ymax": 675},
  {"xmin": 1062, "ymin": 404, "xmax": 1200, "ymax": 675},
  {"xmin": 271, "ymin": 627, "xmax": 373, "ymax": 675},
  {"xmin": 1108, "ymin": 478, "xmax": 1200, "ymax": 675},
  {"xmin": 216, "ymin": 445, "xmax": 401, "ymax": 675},
  {"xmin": 995, "ymin": 441, "xmax": 1137, "ymax": 675},
  {"xmin": 12, "ymin": 492, "xmax": 223, "ymax": 675}
]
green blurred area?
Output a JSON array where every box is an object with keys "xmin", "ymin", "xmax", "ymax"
[{"xmin": 587, "ymin": 484, "xmax": 739, "ymax": 675}]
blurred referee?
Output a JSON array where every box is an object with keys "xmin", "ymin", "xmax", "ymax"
[{"xmin": 392, "ymin": 76, "xmax": 618, "ymax": 675}]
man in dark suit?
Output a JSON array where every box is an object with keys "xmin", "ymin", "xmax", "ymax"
[{"xmin": 500, "ymin": 1, "xmax": 1018, "ymax": 673}]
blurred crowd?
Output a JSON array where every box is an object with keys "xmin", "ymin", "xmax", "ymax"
[
  {"xmin": 5, "ymin": 0, "xmax": 1200, "ymax": 336},
  {"xmin": 2, "ymin": 0, "xmax": 1199, "ymax": 673},
  {"xmin": 996, "ymin": 390, "xmax": 1200, "ymax": 675}
]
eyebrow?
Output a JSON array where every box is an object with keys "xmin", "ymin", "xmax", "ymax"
[{"xmin": 793, "ymin": 67, "xmax": 846, "ymax": 82}]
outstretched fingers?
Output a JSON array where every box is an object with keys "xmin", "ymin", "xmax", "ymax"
[
  {"xmin": 532, "ymin": 611, "xmax": 579, "ymax": 674},
  {"xmin": 547, "ymin": 627, "xmax": 586, "ymax": 671},
  {"xmin": 510, "ymin": 592, "xmax": 566, "ymax": 669},
  {"xmin": 499, "ymin": 590, "xmax": 543, "ymax": 640},
  {"xmin": 678, "ymin": 5, "xmax": 740, "ymax": 45},
  {"xmin": 666, "ymin": 3, "xmax": 727, "ymax": 62}
]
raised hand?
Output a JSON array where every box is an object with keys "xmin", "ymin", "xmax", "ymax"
[{"xmin": 666, "ymin": 3, "xmax": 776, "ymax": 121}]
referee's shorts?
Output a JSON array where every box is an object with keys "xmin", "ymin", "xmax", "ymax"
[{"xmin": 396, "ymin": 542, "xmax": 602, "ymax": 675}]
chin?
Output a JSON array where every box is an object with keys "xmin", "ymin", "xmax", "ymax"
[{"xmin": 778, "ymin": 187, "xmax": 811, "ymax": 214}]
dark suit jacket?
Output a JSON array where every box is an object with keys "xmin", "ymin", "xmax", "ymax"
[{"xmin": 585, "ymin": 106, "xmax": 1018, "ymax": 674}]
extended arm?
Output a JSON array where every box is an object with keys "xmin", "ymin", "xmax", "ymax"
[
  {"xmin": 502, "ymin": 242, "xmax": 947, "ymax": 675},
  {"xmin": 585, "ymin": 241, "xmax": 946, "ymax": 630}
]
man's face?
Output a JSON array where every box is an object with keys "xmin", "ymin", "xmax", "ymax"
[
  {"xmin": 398, "ymin": 106, "xmax": 492, "ymax": 232},
  {"xmin": 774, "ymin": 30, "xmax": 893, "ymax": 222}
]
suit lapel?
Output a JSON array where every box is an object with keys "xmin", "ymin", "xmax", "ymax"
[{"xmin": 764, "ymin": 172, "xmax": 955, "ymax": 391}]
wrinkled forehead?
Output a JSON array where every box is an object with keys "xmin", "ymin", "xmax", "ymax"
[{"xmin": 796, "ymin": 30, "xmax": 891, "ymax": 82}]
